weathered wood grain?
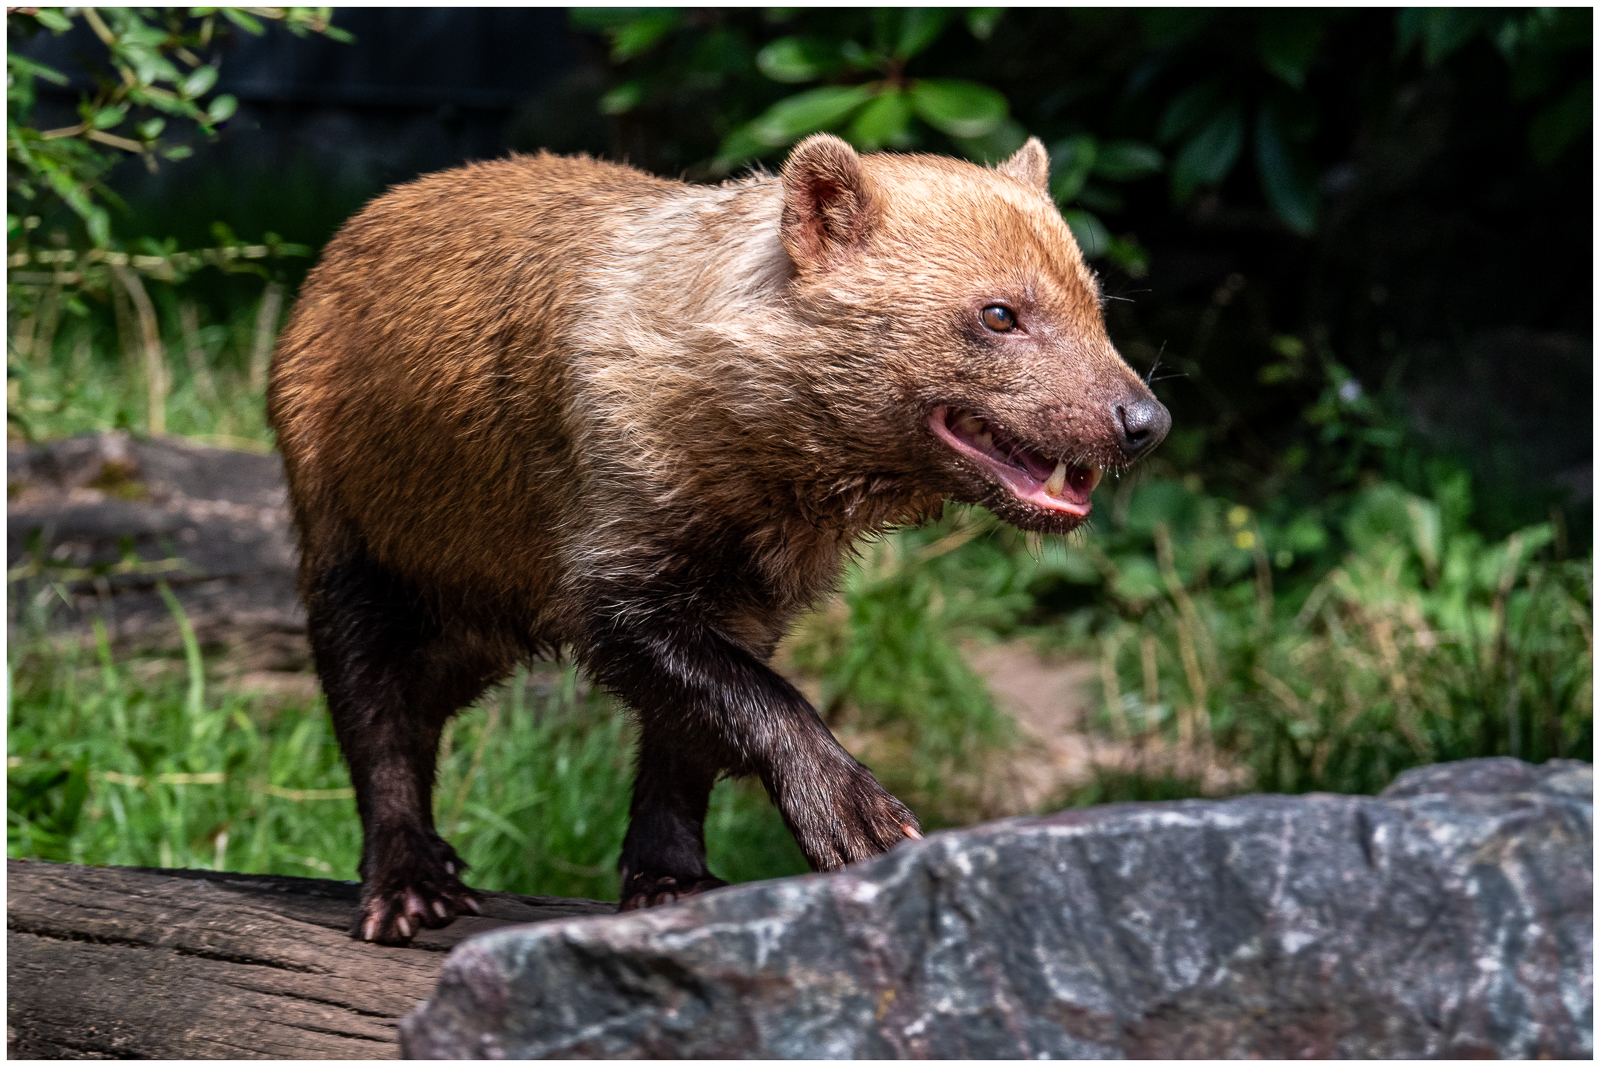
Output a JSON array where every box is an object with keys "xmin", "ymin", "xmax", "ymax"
[{"xmin": 6, "ymin": 858, "xmax": 612, "ymax": 1059}]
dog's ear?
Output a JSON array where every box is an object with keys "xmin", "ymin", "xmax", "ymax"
[
  {"xmin": 996, "ymin": 137, "xmax": 1050, "ymax": 197},
  {"xmin": 780, "ymin": 134, "xmax": 880, "ymax": 272}
]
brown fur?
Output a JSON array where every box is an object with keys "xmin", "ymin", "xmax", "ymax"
[{"xmin": 268, "ymin": 136, "xmax": 1166, "ymax": 943}]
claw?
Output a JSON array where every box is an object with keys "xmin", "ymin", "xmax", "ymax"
[
  {"xmin": 396, "ymin": 915, "xmax": 412, "ymax": 939},
  {"xmin": 432, "ymin": 900, "xmax": 449, "ymax": 920},
  {"xmin": 463, "ymin": 896, "xmax": 483, "ymax": 915},
  {"xmin": 903, "ymin": 824, "xmax": 922, "ymax": 840},
  {"xmin": 362, "ymin": 915, "xmax": 380, "ymax": 942}
]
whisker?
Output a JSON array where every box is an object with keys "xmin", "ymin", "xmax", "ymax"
[{"xmin": 1143, "ymin": 342, "xmax": 1167, "ymax": 387}]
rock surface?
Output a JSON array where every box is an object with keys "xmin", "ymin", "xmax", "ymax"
[
  {"xmin": 7, "ymin": 432, "xmax": 307, "ymax": 670},
  {"xmin": 401, "ymin": 757, "xmax": 1592, "ymax": 1059}
]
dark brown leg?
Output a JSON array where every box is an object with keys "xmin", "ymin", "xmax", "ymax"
[
  {"xmin": 581, "ymin": 597, "xmax": 920, "ymax": 907},
  {"xmin": 307, "ymin": 552, "xmax": 508, "ymax": 944},
  {"xmin": 617, "ymin": 723, "xmax": 728, "ymax": 910}
]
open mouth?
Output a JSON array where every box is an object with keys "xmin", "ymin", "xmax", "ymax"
[{"xmin": 929, "ymin": 406, "xmax": 1102, "ymax": 516}]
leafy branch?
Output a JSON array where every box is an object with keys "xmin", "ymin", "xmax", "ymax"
[
  {"xmin": 7, "ymin": 7, "xmax": 349, "ymax": 259},
  {"xmin": 572, "ymin": 8, "xmax": 1165, "ymax": 274}
]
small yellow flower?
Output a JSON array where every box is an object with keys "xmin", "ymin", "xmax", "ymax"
[
  {"xmin": 1228, "ymin": 505, "xmax": 1250, "ymax": 528},
  {"xmin": 1235, "ymin": 530, "xmax": 1256, "ymax": 551}
]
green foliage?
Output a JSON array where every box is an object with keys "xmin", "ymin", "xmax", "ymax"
[
  {"xmin": 787, "ymin": 528, "xmax": 1016, "ymax": 815},
  {"xmin": 1073, "ymin": 475, "xmax": 1590, "ymax": 797},
  {"xmin": 570, "ymin": 8, "xmax": 1588, "ymax": 260},
  {"xmin": 568, "ymin": 9, "xmax": 1167, "ymax": 274},
  {"xmin": 1398, "ymin": 7, "xmax": 1592, "ymax": 165},
  {"xmin": 7, "ymin": 7, "xmax": 347, "ymax": 252},
  {"xmin": 5, "ymin": 6, "xmax": 348, "ymax": 369},
  {"xmin": 710, "ymin": 11, "xmax": 1011, "ymax": 169}
]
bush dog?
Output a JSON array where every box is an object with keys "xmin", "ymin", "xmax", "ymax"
[{"xmin": 267, "ymin": 134, "xmax": 1169, "ymax": 944}]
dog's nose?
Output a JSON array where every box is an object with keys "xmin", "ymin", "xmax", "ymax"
[{"xmin": 1114, "ymin": 396, "xmax": 1171, "ymax": 460}]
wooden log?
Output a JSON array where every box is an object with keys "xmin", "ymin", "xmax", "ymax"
[{"xmin": 5, "ymin": 858, "xmax": 612, "ymax": 1059}]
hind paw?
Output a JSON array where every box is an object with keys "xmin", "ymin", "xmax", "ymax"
[
  {"xmin": 355, "ymin": 835, "xmax": 482, "ymax": 945},
  {"xmin": 618, "ymin": 871, "xmax": 728, "ymax": 912}
]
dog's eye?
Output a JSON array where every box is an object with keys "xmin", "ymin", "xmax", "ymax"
[{"xmin": 980, "ymin": 305, "xmax": 1016, "ymax": 333}]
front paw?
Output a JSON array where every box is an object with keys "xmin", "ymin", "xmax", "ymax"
[
  {"xmin": 355, "ymin": 834, "xmax": 482, "ymax": 945},
  {"xmin": 786, "ymin": 768, "xmax": 922, "ymax": 871},
  {"xmin": 617, "ymin": 870, "xmax": 729, "ymax": 912}
]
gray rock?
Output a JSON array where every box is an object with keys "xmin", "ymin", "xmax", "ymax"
[
  {"xmin": 401, "ymin": 758, "xmax": 1591, "ymax": 1059},
  {"xmin": 7, "ymin": 432, "xmax": 307, "ymax": 669}
]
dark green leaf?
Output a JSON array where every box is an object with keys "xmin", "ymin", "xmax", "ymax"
[
  {"xmin": 569, "ymin": 8, "xmax": 653, "ymax": 30},
  {"xmin": 1398, "ymin": 8, "xmax": 1488, "ymax": 66},
  {"xmin": 1394, "ymin": 8, "xmax": 1427, "ymax": 57},
  {"xmin": 32, "ymin": 8, "xmax": 74, "ymax": 32},
  {"xmin": 713, "ymin": 124, "xmax": 769, "ymax": 171},
  {"xmin": 1170, "ymin": 100, "xmax": 1244, "ymax": 203},
  {"xmin": 838, "ymin": 40, "xmax": 876, "ymax": 69},
  {"xmin": 1255, "ymin": 102, "xmax": 1318, "ymax": 235},
  {"xmin": 598, "ymin": 80, "xmax": 645, "ymax": 115},
  {"xmin": 1529, "ymin": 77, "xmax": 1592, "ymax": 166},
  {"xmin": 206, "ymin": 94, "xmax": 237, "ymax": 123},
  {"xmin": 1508, "ymin": 45, "xmax": 1559, "ymax": 101},
  {"xmin": 1256, "ymin": 10, "xmax": 1326, "ymax": 88},
  {"xmin": 847, "ymin": 91, "xmax": 913, "ymax": 151},
  {"xmin": 1424, "ymin": 9, "xmax": 1488, "ymax": 65},
  {"xmin": 92, "ymin": 106, "xmax": 127, "ymax": 130},
  {"xmin": 689, "ymin": 29, "xmax": 748, "ymax": 75},
  {"xmin": 967, "ymin": 8, "xmax": 1004, "ymax": 41},
  {"xmin": 1156, "ymin": 78, "xmax": 1226, "ymax": 144},
  {"xmin": 120, "ymin": 46, "xmax": 176, "ymax": 88},
  {"xmin": 1093, "ymin": 141, "xmax": 1163, "ymax": 182},
  {"xmin": 1049, "ymin": 134, "xmax": 1096, "ymax": 203},
  {"xmin": 951, "ymin": 117, "xmax": 1028, "ymax": 164},
  {"xmin": 1062, "ymin": 209, "xmax": 1111, "ymax": 258},
  {"xmin": 756, "ymin": 36, "xmax": 839, "ymax": 83},
  {"xmin": 8, "ymin": 55, "xmax": 71, "ymax": 87},
  {"xmin": 1105, "ymin": 235, "xmax": 1149, "ymax": 278},
  {"xmin": 896, "ymin": 8, "xmax": 953, "ymax": 59},
  {"xmin": 749, "ymin": 84, "xmax": 876, "ymax": 145},
  {"xmin": 1139, "ymin": 9, "xmax": 1213, "ymax": 48},
  {"xmin": 182, "ymin": 65, "xmax": 218, "ymax": 98},
  {"xmin": 1075, "ymin": 184, "xmax": 1124, "ymax": 214},
  {"xmin": 609, "ymin": 10, "xmax": 681, "ymax": 62},
  {"xmin": 219, "ymin": 8, "xmax": 266, "ymax": 35},
  {"xmin": 910, "ymin": 78, "xmax": 1008, "ymax": 138}
]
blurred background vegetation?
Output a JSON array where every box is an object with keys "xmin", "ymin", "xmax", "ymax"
[{"xmin": 8, "ymin": 7, "xmax": 1592, "ymax": 901}]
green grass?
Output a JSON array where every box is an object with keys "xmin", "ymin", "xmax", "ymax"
[
  {"xmin": 8, "ymin": 284, "xmax": 275, "ymax": 447},
  {"xmin": 6, "ymin": 588, "xmax": 807, "ymax": 899},
  {"xmin": 1072, "ymin": 476, "xmax": 1593, "ymax": 796}
]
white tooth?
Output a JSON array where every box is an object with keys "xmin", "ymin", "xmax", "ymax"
[
  {"xmin": 1087, "ymin": 467, "xmax": 1104, "ymax": 491},
  {"xmin": 1045, "ymin": 461, "xmax": 1069, "ymax": 497},
  {"xmin": 957, "ymin": 414, "xmax": 984, "ymax": 435},
  {"xmin": 975, "ymin": 431, "xmax": 994, "ymax": 453}
]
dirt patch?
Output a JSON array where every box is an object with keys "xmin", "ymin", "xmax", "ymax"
[{"xmin": 966, "ymin": 640, "xmax": 1250, "ymax": 813}]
